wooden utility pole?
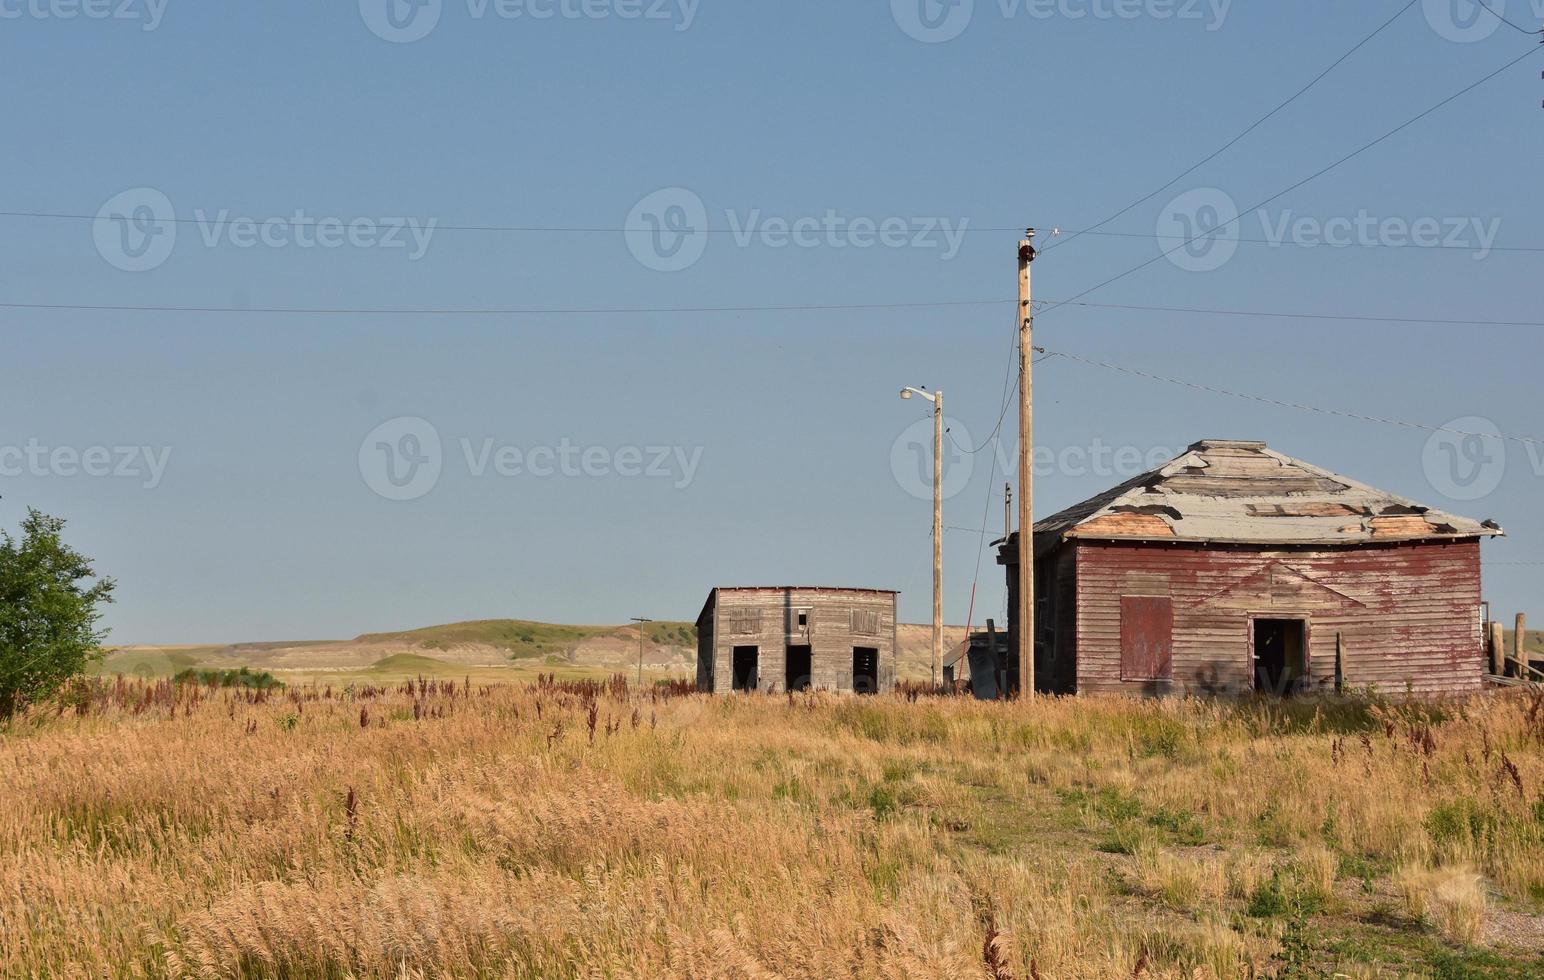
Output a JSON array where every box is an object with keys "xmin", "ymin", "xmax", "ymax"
[
  {"xmin": 1017, "ymin": 230, "xmax": 1036, "ymax": 699},
  {"xmin": 932, "ymin": 390, "xmax": 943, "ymax": 689}
]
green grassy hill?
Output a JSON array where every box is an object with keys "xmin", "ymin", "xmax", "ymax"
[
  {"xmin": 369, "ymin": 653, "xmax": 454, "ymax": 672},
  {"xmin": 355, "ymin": 618, "xmax": 696, "ymax": 660},
  {"xmin": 93, "ymin": 647, "xmax": 219, "ymax": 679}
]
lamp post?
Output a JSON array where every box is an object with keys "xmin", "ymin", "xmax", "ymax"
[
  {"xmin": 630, "ymin": 617, "xmax": 653, "ymax": 688},
  {"xmin": 900, "ymin": 386, "xmax": 942, "ymax": 689}
]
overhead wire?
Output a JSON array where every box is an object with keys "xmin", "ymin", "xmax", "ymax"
[
  {"xmin": 1037, "ymin": 345, "xmax": 1544, "ymax": 447},
  {"xmin": 1041, "ymin": 0, "xmax": 1422, "ymax": 255},
  {"xmin": 1038, "ymin": 43, "xmax": 1544, "ymax": 318}
]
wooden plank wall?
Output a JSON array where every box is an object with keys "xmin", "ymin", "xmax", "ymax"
[
  {"xmin": 1073, "ymin": 539, "xmax": 1484, "ymax": 697},
  {"xmin": 700, "ymin": 589, "xmax": 898, "ymax": 694}
]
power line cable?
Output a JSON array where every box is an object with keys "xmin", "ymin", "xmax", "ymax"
[
  {"xmin": 5, "ymin": 296, "xmax": 1540, "ymax": 329},
  {"xmin": 0, "ymin": 298, "xmax": 1006, "ymax": 316},
  {"xmin": 1045, "ymin": 299, "xmax": 1544, "ymax": 328},
  {"xmin": 10, "ymin": 207, "xmax": 1541, "ymax": 253},
  {"xmin": 1040, "ymin": 43, "xmax": 1544, "ymax": 317},
  {"xmin": 1041, "ymin": 0, "xmax": 1421, "ymax": 255},
  {"xmin": 1054, "ymin": 228, "xmax": 1541, "ymax": 253},
  {"xmin": 1040, "ymin": 345, "xmax": 1544, "ymax": 447},
  {"xmin": 1472, "ymin": 0, "xmax": 1544, "ymax": 34}
]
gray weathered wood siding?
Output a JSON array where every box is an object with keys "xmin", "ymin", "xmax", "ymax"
[
  {"xmin": 1073, "ymin": 538, "xmax": 1484, "ymax": 697},
  {"xmin": 696, "ymin": 588, "xmax": 897, "ymax": 694}
]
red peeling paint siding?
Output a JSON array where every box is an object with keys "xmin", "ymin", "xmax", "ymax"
[{"xmin": 1072, "ymin": 538, "xmax": 1483, "ymax": 697}]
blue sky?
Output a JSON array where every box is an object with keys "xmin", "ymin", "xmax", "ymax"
[{"xmin": 2, "ymin": 1, "xmax": 1541, "ymax": 642}]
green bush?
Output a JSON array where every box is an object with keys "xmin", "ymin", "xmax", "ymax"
[{"xmin": 172, "ymin": 666, "xmax": 284, "ymax": 690}]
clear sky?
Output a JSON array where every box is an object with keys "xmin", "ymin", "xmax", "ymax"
[{"xmin": 2, "ymin": 1, "xmax": 1541, "ymax": 642}]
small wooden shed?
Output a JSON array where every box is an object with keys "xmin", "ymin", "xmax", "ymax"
[
  {"xmin": 695, "ymin": 587, "xmax": 898, "ymax": 694},
  {"xmin": 998, "ymin": 440, "xmax": 1503, "ymax": 697}
]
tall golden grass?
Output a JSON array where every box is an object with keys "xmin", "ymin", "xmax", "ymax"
[{"xmin": 2, "ymin": 676, "xmax": 1541, "ymax": 977}]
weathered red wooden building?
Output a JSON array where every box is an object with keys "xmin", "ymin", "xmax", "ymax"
[{"xmin": 998, "ymin": 440, "xmax": 1503, "ymax": 697}]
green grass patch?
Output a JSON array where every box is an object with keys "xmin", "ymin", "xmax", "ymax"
[
  {"xmin": 369, "ymin": 653, "xmax": 450, "ymax": 672},
  {"xmin": 1311, "ymin": 918, "xmax": 1544, "ymax": 978}
]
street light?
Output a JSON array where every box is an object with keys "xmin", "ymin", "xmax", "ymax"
[
  {"xmin": 630, "ymin": 617, "xmax": 654, "ymax": 688},
  {"xmin": 899, "ymin": 386, "xmax": 942, "ymax": 689}
]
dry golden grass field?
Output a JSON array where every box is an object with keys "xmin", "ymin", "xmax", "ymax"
[{"xmin": 5, "ymin": 678, "xmax": 1544, "ymax": 979}]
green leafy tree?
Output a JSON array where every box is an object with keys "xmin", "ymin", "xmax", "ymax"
[{"xmin": 0, "ymin": 509, "xmax": 115, "ymax": 718}]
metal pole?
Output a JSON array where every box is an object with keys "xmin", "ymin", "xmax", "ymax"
[
  {"xmin": 630, "ymin": 617, "xmax": 653, "ymax": 688},
  {"xmin": 933, "ymin": 390, "xmax": 943, "ymax": 689},
  {"xmin": 1017, "ymin": 230, "xmax": 1036, "ymax": 699}
]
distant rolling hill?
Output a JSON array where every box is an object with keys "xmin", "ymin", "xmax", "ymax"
[{"xmin": 98, "ymin": 617, "xmax": 968, "ymax": 682}]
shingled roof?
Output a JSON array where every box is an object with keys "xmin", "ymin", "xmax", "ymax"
[{"xmin": 1029, "ymin": 439, "xmax": 1502, "ymax": 557}]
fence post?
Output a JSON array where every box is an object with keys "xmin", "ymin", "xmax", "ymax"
[
  {"xmin": 1516, "ymin": 613, "xmax": 1529, "ymax": 679},
  {"xmin": 1490, "ymin": 621, "xmax": 1507, "ymax": 678},
  {"xmin": 1335, "ymin": 633, "xmax": 1345, "ymax": 695}
]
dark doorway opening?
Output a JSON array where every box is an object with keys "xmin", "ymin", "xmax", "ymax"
[
  {"xmin": 1254, "ymin": 619, "xmax": 1306, "ymax": 696},
  {"xmin": 853, "ymin": 647, "xmax": 879, "ymax": 694},
  {"xmin": 786, "ymin": 645, "xmax": 812, "ymax": 692},
  {"xmin": 732, "ymin": 646, "xmax": 759, "ymax": 692}
]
